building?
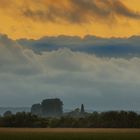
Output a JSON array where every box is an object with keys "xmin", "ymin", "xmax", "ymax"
[
  {"xmin": 81, "ymin": 104, "xmax": 85, "ymax": 114},
  {"xmin": 31, "ymin": 98, "xmax": 63, "ymax": 117},
  {"xmin": 31, "ymin": 103, "xmax": 41, "ymax": 116}
]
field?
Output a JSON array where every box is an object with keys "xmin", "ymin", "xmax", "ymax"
[{"xmin": 0, "ymin": 128, "xmax": 140, "ymax": 140}]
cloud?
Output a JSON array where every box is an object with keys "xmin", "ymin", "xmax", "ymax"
[
  {"xmin": 18, "ymin": 35, "xmax": 140, "ymax": 58},
  {"xmin": 21, "ymin": 0, "xmax": 140, "ymax": 24},
  {"xmin": 1, "ymin": 0, "xmax": 140, "ymax": 24},
  {"xmin": 1, "ymin": 35, "xmax": 140, "ymax": 110},
  {"xmin": 1, "ymin": 0, "xmax": 140, "ymax": 40},
  {"xmin": 0, "ymin": 34, "xmax": 41, "ymax": 75},
  {"xmin": 112, "ymin": 0, "xmax": 140, "ymax": 19}
]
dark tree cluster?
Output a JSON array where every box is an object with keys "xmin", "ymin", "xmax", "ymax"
[
  {"xmin": 0, "ymin": 111, "xmax": 140, "ymax": 128},
  {"xmin": 50, "ymin": 111, "xmax": 140, "ymax": 128},
  {"xmin": 0, "ymin": 112, "xmax": 46, "ymax": 128}
]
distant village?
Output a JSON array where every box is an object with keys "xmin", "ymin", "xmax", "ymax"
[
  {"xmin": 1, "ymin": 98, "xmax": 140, "ymax": 128},
  {"xmin": 2, "ymin": 98, "xmax": 88, "ymax": 118},
  {"xmin": 31, "ymin": 98, "xmax": 88, "ymax": 118}
]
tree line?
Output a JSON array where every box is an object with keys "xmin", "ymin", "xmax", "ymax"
[{"xmin": 0, "ymin": 111, "xmax": 140, "ymax": 128}]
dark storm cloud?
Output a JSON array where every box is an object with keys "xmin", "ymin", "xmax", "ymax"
[
  {"xmin": 22, "ymin": 0, "xmax": 140, "ymax": 23},
  {"xmin": 18, "ymin": 35, "xmax": 140, "ymax": 58}
]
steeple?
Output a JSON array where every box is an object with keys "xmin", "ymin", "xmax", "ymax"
[{"xmin": 80, "ymin": 104, "xmax": 85, "ymax": 114}]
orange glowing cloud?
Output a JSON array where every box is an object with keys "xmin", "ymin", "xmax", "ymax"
[{"xmin": 0, "ymin": 0, "xmax": 140, "ymax": 39}]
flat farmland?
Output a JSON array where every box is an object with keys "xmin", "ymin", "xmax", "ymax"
[{"xmin": 0, "ymin": 128, "xmax": 140, "ymax": 140}]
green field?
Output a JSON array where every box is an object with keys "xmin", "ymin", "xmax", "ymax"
[{"xmin": 0, "ymin": 128, "xmax": 140, "ymax": 140}]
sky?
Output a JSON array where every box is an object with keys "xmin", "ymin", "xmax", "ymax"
[
  {"xmin": 0, "ymin": 0, "xmax": 140, "ymax": 110},
  {"xmin": 0, "ymin": 0, "xmax": 140, "ymax": 39}
]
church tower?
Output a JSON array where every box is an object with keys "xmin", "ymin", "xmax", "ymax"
[{"xmin": 80, "ymin": 104, "xmax": 85, "ymax": 114}]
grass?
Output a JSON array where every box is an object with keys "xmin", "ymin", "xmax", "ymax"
[{"xmin": 0, "ymin": 128, "xmax": 140, "ymax": 140}]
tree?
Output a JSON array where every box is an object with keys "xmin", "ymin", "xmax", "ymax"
[{"xmin": 3, "ymin": 111, "xmax": 12, "ymax": 117}]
